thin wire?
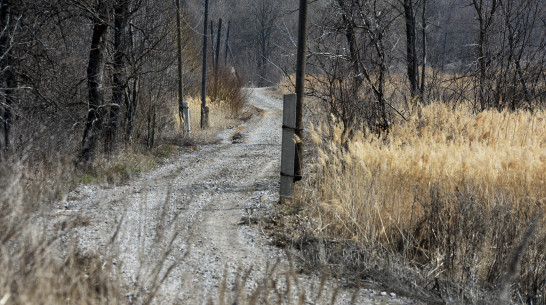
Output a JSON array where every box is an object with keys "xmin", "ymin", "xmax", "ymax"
[{"xmin": 180, "ymin": 10, "xmax": 209, "ymax": 37}]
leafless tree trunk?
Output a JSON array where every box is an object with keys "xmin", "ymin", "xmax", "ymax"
[
  {"xmin": 359, "ymin": 1, "xmax": 391, "ymax": 131},
  {"xmin": 214, "ymin": 18, "xmax": 222, "ymax": 72},
  {"xmin": 472, "ymin": 0, "xmax": 498, "ymax": 110},
  {"xmin": 403, "ymin": 0, "xmax": 419, "ymax": 100},
  {"xmin": 419, "ymin": 0, "xmax": 427, "ymax": 100},
  {"xmin": 124, "ymin": 72, "xmax": 138, "ymax": 143},
  {"xmin": 336, "ymin": 0, "xmax": 362, "ymax": 90},
  {"xmin": 146, "ymin": 104, "xmax": 156, "ymax": 148},
  {"xmin": 124, "ymin": 21, "xmax": 138, "ymax": 143},
  {"xmin": 78, "ymin": 4, "xmax": 110, "ymax": 166},
  {"xmin": 0, "ymin": 0, "xmax": 15, "ymax": 157},
  {"xmin": 105, "ymin": 0, "xmax": 129, "ymax": 155}
]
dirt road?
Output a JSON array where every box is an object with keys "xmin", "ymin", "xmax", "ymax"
[{"xmin": 53, "ymin": 89, "xmax": 412, "ymax": 304}]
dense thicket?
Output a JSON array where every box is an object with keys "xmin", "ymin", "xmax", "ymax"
[
  {"xmin": 0, "ymin": 0, "xmax": 205, "ymax": 166},
  {"xmin": 0, "ymin": 0, "xmax": 300, "ymax": 166}
]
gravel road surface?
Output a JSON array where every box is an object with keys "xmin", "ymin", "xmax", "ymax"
[{"xmin": 50, "ymin": 89, "xmax": 414, "ymax": 304}]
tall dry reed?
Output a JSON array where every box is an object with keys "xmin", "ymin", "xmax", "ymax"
[{"xmin": 300, "ymin": 103, "xmax": 545, "ymax": 303}]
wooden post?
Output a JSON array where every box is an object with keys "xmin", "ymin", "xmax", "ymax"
[
  {"xmin": 294, "ymin": 0, "xmax": 308, "ymax": 182},
  {"xmin": 215, "ymin": 18, "xmax": 222, "ymax": 71},
  {"xmin": 176, "ymin": 0, "xmax": 184, "ymax": 130},
  {"xmin": 280, "ymin": 94, "xmax": 297, "ymax": 204},
  {"xmin": 213, "ymin": 18, "xmax": 222, "ymax": 102},
  {"xmin": 210, "ymin": 20, "xmax": 215, "ymax": 60},
  {"xmin": 224, "ymin": 20, "xmax": 230, "ymax": 66},
  {"xmin": 201, "ymin": 0, "xmax": 209, "ymax": 129}
]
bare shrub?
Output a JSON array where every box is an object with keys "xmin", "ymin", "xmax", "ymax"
[{"xmin": 209, "ymin": 67, "xmax": 249, "ymax": 117}]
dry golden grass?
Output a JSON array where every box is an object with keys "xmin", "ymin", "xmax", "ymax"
[
  {"xmin": 318, "ymin": 103, "xmax": 546, "ymax": 211},
  {"xmin": 0, "ymin": 164, "xmax": 123, "ymax": 305},
  {"xmin": 299, "ymin": 102, "xmax": 545, "ymax": 303},
  {"xmin": 170, "ymin": 96, "xmax": 242, "ymax": 145}
]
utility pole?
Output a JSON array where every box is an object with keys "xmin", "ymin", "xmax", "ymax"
[
  {"xmin": 213, "ymin": 18, "xmax": 222, "ymax": 102},
  {"xmin": 224, "ymin": 20, "xmax": 230, "ymax": 66},
  {"xmin": 210, "ymin": 20, "xmax": 215, "ymax": 60},
  {"xmin": 201, "ymin": 0, "xmax": 209, "ymax": 128},
  {"xmin": 215, "ymin": 18, "xmax": 222, "ymax": 72},
  {"xmin": 176, "ymin": 0, "xmax": 185, "ymax": 130},
  {"xmin": 294, "ymin": 0, "xmax": 308, "ymax": 182}
]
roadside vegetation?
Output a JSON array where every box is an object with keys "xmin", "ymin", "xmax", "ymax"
[
  {"xmin": 1, "ymin": 0, "xmax": 545, "ymax": 304},
  {"xmin": 265, "ymin": 0, "xmax": 545, "ymax": 303},
  {"xmin": 277, "ymin": 101, "xmax": 543, "ymax": 303},
  {"xmin": 269, "ymin": 73, "xmax": 545, "ymax": 304},
  {"xmin": 0, "ymin": 87, "xmax": 247, "ymax": 305},
  {"xmin": 0, "ymin": 1, "xmax": 247, "ymax": 301}
]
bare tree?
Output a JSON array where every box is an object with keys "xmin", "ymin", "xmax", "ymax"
[
  {"xmin": 125, "ymin": 0, "xmax": 186, "ymax": 145},
  {"xmin": 77, "ymin": 1, "xmax": 112, "ymax": 166},
  {"xmin": 124, "ymin": 21, "xmax": 139, "ymax": 143},
  {"xmin": 0, "ymin": 0, "xmax": 17, "ymax": 157},
  {"xmin": 403, "ymin": 0, "xmax": 419, "ymax": 100},
  {"xmin": 104, "ymin": 0, "xmax": 130, "ymax": 154},
  {"xmin": 248, "ymin": 0, "xmax": 281, "ymax": 86},
  {"xmin": 472, "ymin": 0, "xmax": 499, "ymax": 110},
  {"xmin": 494, "ymin": 0, "xmax": 544, "ymax": 110},
  {"xmin": 301, "ymin": 0, "xmax": 401, "ymax": 139},
  {"xmin": 0, "ymin": 0, "xmax": 205, "ymax": 167}
]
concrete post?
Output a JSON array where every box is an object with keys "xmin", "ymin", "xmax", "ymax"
[
  {"xmin": 182, "ymin": 101, "xmax": 190, "ymax": 134},
  {"xmin": 280, "ymin": 94, "xmax": 297, "ymax": 204}
]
